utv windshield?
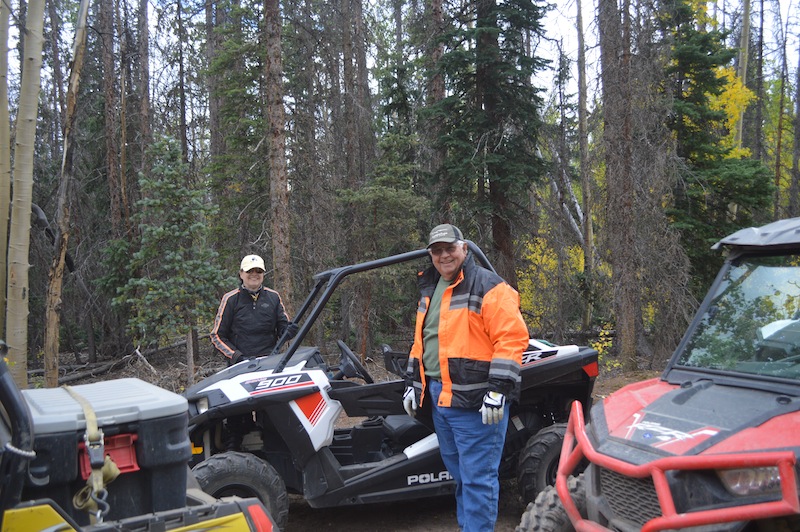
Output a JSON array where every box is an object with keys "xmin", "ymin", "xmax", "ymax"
[{"xmin": 676, "ymin": 254, "xmax": 800, "ymax": 381}]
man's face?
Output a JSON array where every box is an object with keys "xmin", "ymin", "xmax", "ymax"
[
  {"xmin": 240, "ymin": 268, "xmax": 265, "ymax": 291},
  {"xmin": 428, "ymin": 242, "xmax": 468, "ymax": 281}
]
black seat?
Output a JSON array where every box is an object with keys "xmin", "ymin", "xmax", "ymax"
[{"xmin": 381, "ymin": 415, "xmax": 431, "ymax": 448}]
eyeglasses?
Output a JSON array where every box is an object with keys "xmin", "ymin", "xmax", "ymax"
[
  {"xmin": 429, "ymin": 244, "xmax": 461, "ymax": 256},
  {"xmin": 244, "ymin": 269, "xmax": 265, "ymax": 274}
]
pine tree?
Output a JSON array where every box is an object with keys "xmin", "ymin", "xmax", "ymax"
[
  {"xmin": 422, "ymin": 0, "xmax": 547, "ymax": 284},
  {"xmin": 113, "ymin": 136, "xmax": 225, "ymax": 354},
  {"xmin": 662, "ymin": 0, "xmax": 774, "ymax": 294}
]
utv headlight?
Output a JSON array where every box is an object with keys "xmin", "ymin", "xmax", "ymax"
[{"xmin": 717, "ymin": 467, "xmax": 781, "ymax": 496}]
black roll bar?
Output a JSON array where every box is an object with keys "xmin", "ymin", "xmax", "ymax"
[{"xmin": 272, "ymin": 241, "xmax": 495, "ymax": 374}]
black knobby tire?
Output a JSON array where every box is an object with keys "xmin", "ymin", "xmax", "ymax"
[
  {"xmin": 192, "ymin": 451, "xmax": 289, "ymax": 531},
  {"xmin": 516, "ymin": 474, "xmax": 586, "ymax": 532},
  {"xmin": 517, "ymin": 423, "xmax": 567, "ymax": 503}
]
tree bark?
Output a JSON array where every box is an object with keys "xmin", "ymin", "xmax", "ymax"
[
  {"xmin": 0, "ymin": 0, "xmax": 11, "ymax": 340},
  {"xmin": 599, "ymin": 0, "xmax": 639, "ymax": 371},
  {"xmin": 7, "ymin": 0, "xmax": 46, "ymax": 388},
  {"xmin": 790, "ymin": 40, "xmax": 800, "ymax": 217},
  {"xmin": 265, "ymin": 0, "xmax": 293, "ymax": 308},
  {"xmin": 101, "ymin": 0, "xmax": 121, "ymax": 234},
  {"xmin": 353, "ymin": 0, "xmax": 374, "ymax": 182},
  {"xmin": 116, "ymin": 0, "xmax": 131, "ymax": 232},
  {"xmin": 734, "ymin": 0, "xmax": 750, "ymax": 148},
  {"xmin": 474, "ymin": 0, "xmax": 516, "ymax": 286},
  {"xmin": 342, "ymin": 0, "xmax": 357, "ymax": 191},
  {"xmin": 186, "ymin": 327, "xmax": 196, "ymax": 384},
  {"xmin": 177, "ymin": 0, "xmax": 188, "ymax": 162},
  {"xmin": 47, "ymin": 0, "xmax": 65, "ymax": 133},
  {"xmin": 205, "ymin": 0, "xmax": 223, "ymax": 158},
  {"xmin": 755, "ymin": 0, "xmax": 763, "ymax": 162},
  {"xmin": 424, "ymin": 0, "xmax": 446, "ymax": 211},
  {"xmin": 577, "ymin": 0, "xmax": 594, "ymax": 330},
  {"xmin": 137, "ymin": 0, "xmax": 151, "ymax": 152},
  {"xmin": 772, "ymin": 5, "xmax": 788, "ymax": 217},
  {"xmin": 43, "ymin": 0, "xmax": 90, "ymax": 388}
]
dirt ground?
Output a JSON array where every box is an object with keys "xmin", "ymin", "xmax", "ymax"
[
  {"xmin": 60, "ymin": 346, "xmax": 660, "ymax": 532},
  {"xmin": 285, "ymin": 481, "xmax": 523, "ymax": 531}
]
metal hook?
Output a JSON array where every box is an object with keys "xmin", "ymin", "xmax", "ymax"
[{"xmin": 91, "ymin": 488, "xmax": 110, "ymax": 523}]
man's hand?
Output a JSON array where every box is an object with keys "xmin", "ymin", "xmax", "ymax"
[
  {"xmin": 285, "ymin": 323, "xmax": 299, "ymax": 338},
  {"xmin": 403, "ymin": 386, "xmax": 417, "ymax": 417},
  {"xmin": 479, "ymin": 391, "xmax": 506, "ymax": 425}
]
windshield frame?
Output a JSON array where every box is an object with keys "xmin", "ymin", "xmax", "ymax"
[{"xmin": 665, "ymin": 250, "xmax": 800, "ymax": 394}]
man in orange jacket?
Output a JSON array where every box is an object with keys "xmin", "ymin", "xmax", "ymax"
[{"xmin": 403, "ymin": 224, "xmax": 529, "ymax": 532}]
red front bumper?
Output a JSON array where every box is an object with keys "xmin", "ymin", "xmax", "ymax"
[{"xmin": 557, "ymin": 401, "xmax": 800, "ymax": 532}]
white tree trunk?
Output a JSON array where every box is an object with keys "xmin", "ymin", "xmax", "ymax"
[
  {"xmin": 7, "ymin": 0, "xmax": 46, "ymax": 388},
  {"xmin": 0, "ymin": 0, "xmax": 11, "ymax": 340}
]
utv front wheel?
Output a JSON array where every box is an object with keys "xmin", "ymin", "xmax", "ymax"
[
  {"xmin": 517, "ymin": 423, "xmax": 567, "ymax": 503},
  {"xmin": 193, "ymin": 451, "xmax": 289, "ymax": 530},
  {"xmin": 516, "ymin": 474, "xmax": 585, "ymax": 532}
]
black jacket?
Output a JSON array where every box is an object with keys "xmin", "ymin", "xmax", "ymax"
[{"xmin": 210, "ymin": 285, "xmax": 290, "ymax": 362}]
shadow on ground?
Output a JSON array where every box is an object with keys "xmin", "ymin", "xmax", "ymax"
[{"xmin": 285, "ymin": 479, "xmax": 524, "ymax": 531}]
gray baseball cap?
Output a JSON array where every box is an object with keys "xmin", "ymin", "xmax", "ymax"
[{"xmin": 428, "ymin": 224, "xmax": 464, "ymax": 248}]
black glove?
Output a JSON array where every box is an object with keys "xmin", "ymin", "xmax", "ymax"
[
  {"xmin": 285, "ymin": 323, "xmax": 299, "ymax": 338},
  {"xmin": 231, "ymin": 351, "xmax": 245, "ymax": 365}
]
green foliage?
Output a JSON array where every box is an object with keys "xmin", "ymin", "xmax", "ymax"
[
  {"xmin": 333, "ymin": 134, "xmax": 431, "ymax": 350},
  {"xmin": 95, "ymin": 238, "xmax": 136, "ymax": 323},
  {"xmin": 517, "ymin": 237, "xmax": 585, "ymax": 332},
  {"xmin": 421, "ymin": 0, "xmax": 547, "ymax": 226},
  {"xmin": 374, "ymin": 49, "xmax": 419, "ymax": 137},
  {"xmin": 662, "ymin": 0, "xmax": 736, "ymax": 164},
  {"xmin": 202, "ymin": 0, "xmax": 270, "ymax": 260},
  {"xmin": 660, "ymin": 0, "xmax": 773, "ymax": 297},
  {"xmin": 338, "ymin": 185, "xmax": 429, "ymax": 260},
  {"xmin": 517, "ymin": 234, "xmax": 613, "ymax": 340},
  {"xmin": 112, "ymin": 136, "xmax": 226, "ymax": 346},
  {"xmin": 668, "ymin": 158, "xmax": 774, "ymax": 294}
]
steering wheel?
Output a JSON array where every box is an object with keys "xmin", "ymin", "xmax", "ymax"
[{"xmin": 336, "ymin": 340, "xmax": 374, "ymax": 383}]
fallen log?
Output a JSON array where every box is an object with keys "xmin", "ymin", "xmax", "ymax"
[{"xmin": 57, "ymin": 359, "xmax": 122, "ymax": 384}]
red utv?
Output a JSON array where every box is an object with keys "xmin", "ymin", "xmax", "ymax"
[{"xmin": 519, "ymin": 217, "xmax": 800, "ymax": 532}]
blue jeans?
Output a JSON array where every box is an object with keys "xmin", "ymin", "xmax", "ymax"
[{"xmin": 428, "ymin": 379, "xmax": 509, "ymax": 532}]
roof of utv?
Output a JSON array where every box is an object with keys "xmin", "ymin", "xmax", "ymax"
[{"xmin": 712, "ymin": 217, "xmax": 800, "ymax": 251}]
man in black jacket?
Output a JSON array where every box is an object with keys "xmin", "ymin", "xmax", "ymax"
[
  {"xmin": 210, "ymin": 255, "xmax": 298, "ymax": 450},
  {"xmin": 210, "ymin": 254, "xmax": 296, "ymax": 365}
]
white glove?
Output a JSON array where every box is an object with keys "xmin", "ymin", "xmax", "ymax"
[
  {"xmin": 479, "ymin": 391, "xmax": 506, "ymax": 425},
  {"xmin": 403, "ymin": 386, "xmax": 417, "ymax": 417}
]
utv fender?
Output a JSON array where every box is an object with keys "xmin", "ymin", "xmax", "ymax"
[
  {"xmin": 517, "ymin": 423, "xmax": 567, "ymax": 503},
  {"xmin": 192, "ymin": 451, "xmax": 289, "ymax": 530},
  {"xmin": 516, "ymin": 473, "xmax": 585, "ymax": 532}
]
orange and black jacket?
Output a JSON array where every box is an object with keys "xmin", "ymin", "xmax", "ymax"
[
  {"xmin": 406, "ymin": 253, "xmax": 529, "ymax": 409},
  {"xmin": 210, "ymin": 285, "xmax": 290, "ymax": 362}
]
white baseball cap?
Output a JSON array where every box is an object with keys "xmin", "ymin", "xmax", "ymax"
[{"xmin": 240, "ymin": 255, "xmax": 266, "ymax": 272}]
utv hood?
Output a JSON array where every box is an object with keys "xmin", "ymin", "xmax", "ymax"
[{"xmin": 595, "ymin": 378, "xmax": 800, "ymax": 459}]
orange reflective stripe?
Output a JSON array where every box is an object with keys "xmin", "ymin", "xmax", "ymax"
[
  {"xmin": 409, "ymin": 266, "xmax": 528, "ymax": 408},
  {"xmin": 210, "ymin": 289, "xmax": 239, "ymax": 358}
]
